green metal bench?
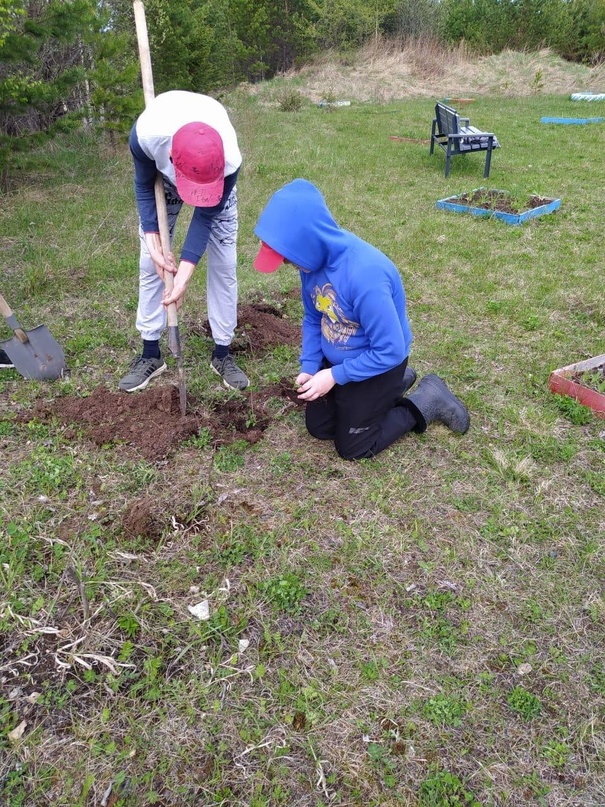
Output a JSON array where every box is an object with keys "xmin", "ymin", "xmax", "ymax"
[{"xmin": 430, "ymin": 102, "xmax": 500, "ymax": 178}]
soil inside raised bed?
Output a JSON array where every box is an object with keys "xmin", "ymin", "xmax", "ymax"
[
  {"xmin": 571, "ymin": 362, "xmax": 605, "ymax": 395},
  {"xmin": 457, "ymin": 189, "xmax": 554, "ymax": 214}
]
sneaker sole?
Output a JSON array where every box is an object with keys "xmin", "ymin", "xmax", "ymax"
[
  {"xmin": 120, "ymin": 362, "xmax": 167, "ymax": 393},
  {"xmin": 209, "ymin": 361, "xmax": 249, "ymax": 391},
  {"xmin": 0, "ymin": 364, "xmax": 15, "ymax": 370}
]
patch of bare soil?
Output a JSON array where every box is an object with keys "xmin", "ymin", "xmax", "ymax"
[
  {"xmin": 20, "ymin": 303, "xmax": 304, "ymax": 461},
  {"xmin": 457, "ymin": 189, "xmax": 555, "ymax": 214}
]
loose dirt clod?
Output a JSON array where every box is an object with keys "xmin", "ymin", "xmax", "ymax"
[{"xmin": 121, "ymin": 496, "xmax": 164, "ymax": 543}]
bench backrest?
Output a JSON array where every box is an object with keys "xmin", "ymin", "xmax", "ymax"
[{"xmin": 435, "ymin": 103, "xmax": 461, "ymax": 136}]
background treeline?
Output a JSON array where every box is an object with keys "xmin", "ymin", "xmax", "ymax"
[{"xmin": 0, "ymin": 0, "xmax": 604, "ymax": 174}]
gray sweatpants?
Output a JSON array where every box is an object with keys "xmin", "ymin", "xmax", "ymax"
[{"xmin": 135, "ymin": 186, "xmax": 238, "ymax": 346}]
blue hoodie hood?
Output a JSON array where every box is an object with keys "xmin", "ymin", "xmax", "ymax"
[{"xmin": 254, "ymin": 178, "xmax": 350, "ymax": 272}]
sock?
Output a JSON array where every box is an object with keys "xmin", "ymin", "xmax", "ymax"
[
  {"xmin": 212, "ymin": 344, "xmax": 229, "ymax": 360},
  {"xmin": 142, "ymin": 340, "xmax": 161, "ymax": 360}
]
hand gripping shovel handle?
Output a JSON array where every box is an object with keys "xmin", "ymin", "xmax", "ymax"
[{"xmin": 133, "ymin": 0, "xmax": 186, "ymax": 415}]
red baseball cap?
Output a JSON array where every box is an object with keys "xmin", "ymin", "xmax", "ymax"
[
  {"xmin": 171, "ymin": 122, "xmax": 225, "ymax": 206},
  {"xmin": 254, "ymin": 241, "xmax": 285, "ymax": 273}
]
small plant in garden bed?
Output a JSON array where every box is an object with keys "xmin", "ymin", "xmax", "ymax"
[{"xmin": 572, "ymin": 364, "xmax": 605, "ymax": 395}]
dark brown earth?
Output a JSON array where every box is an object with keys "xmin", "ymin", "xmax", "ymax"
[
  {"xmin": 20, "ymin": 303, "xmax": 304, "ymax": 462},
  {"xmin": 191, "ymin": 302, "xmax": 301, "ymax": 356},
  {"xmin": 121, "ymin": 495, "xmax": 165, "ymax": 543},
  {"xmin": 458, "ymin": 189, "xmax": 555, "ymax": 214}
]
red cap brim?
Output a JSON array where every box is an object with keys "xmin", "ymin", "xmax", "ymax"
[
  {"xmin": 254, "ymin": 241, "xmax": 285, "ymax": 273},
  {"xmin": 174, "ymin": 172, "xmax": 224, "ymax": 207}
]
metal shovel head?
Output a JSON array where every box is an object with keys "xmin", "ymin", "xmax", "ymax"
[{"xmin": 0, "ymin": 324, "xmax": 66, "ymax": 380}]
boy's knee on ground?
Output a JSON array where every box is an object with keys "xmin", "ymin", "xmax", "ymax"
[
  {"xmin": 305, "ymin": 404, "xmax": 336, "ymax": 441},
  {"xmin": 306, "ymin": 421, "xmax": 335, "ymax": 441},
  {"xmin": 334, "ymin": 433, "xmax": 374, "ymax": 461}
]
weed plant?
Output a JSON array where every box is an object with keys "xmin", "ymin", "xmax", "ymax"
[{"xmin": 0, "ymin": 80, "xmax": 604, "ymax": 806}]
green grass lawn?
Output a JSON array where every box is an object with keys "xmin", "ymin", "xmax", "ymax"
[{"xmin": 0, "ymin": 89, "xmax": 604, "ymax": 806}]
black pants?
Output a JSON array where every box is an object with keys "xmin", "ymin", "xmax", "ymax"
[{"xmin": 305, "ymin": 359, "xmax": 419, "ymax": 460}]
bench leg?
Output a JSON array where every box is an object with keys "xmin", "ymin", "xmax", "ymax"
[
  {"xmin": 445, "ymin": 150, "xmax": 452, "ymax": 178},
  {"xmin": 484, "ymin": 143, "xmax": 493, "ymax": 178}
]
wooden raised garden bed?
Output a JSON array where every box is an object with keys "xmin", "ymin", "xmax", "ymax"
[
  {"xmin": 436, "ymin": 188, "xmax": 561, "ymax": 225},
  {"xmin": 549, "ymin": 354, "xmax": 605, "ymax": 418}
]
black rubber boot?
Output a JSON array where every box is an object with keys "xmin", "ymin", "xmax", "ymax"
[
  {"xmin": 402, "ymin": 366, "xmax": 417, "ymax": 395},
  {"xmin": 405, "ymin": 373, "xmax": 470, "ymax": 434}
]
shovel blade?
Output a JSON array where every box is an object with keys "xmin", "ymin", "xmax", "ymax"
[{"xmin": 1, "ymin": 325, "xmax": 66, "ymax": 381}]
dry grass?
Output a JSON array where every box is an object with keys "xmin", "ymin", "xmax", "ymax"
[{"xmin": 246, "ymin": 39, "xmax": 605, "ymax": 103}]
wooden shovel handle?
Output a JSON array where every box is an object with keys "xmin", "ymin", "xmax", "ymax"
[
  {"xmin": 133, "ymin": 0, "xmax": 177, "ymax": 329},
  {"xmin": 0, "ymin": 291, "xmax": 15, "ymax": 321},
  {"xmin": 0, "ymin": 292, "xmax": 29, "ymax": 343}
]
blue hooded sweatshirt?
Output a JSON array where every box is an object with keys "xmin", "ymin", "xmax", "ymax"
[{"xmin": 254, "ymin": 179, "xmax": 413, "ymax": 385}]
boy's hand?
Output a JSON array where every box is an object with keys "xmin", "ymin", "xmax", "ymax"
[
  {"xmin": 163, "ymin": 261, "xmax": 195, "ymax": 309},
  {"xmin": 144, "ymin": 232, "xmax": 177, "ymax": 278},
  {"xmin": 295, "ymin": 372, "xmax": 313, "ymax": 387},
  {"xmin": 296, "ymin": 368, "xmax": 335, "ymax": 401}
]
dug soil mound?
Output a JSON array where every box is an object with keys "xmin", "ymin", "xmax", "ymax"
[
  {"xmin": 21, "ymin": 303, "xmax": 303, "ymax": 461},
  {"xmin": 229, "ymin": 303, "xmax": 301, "ymax": 355},
  {"xmin": 27, "ymin": 378, "xmax": 302, "ymax": 461}
]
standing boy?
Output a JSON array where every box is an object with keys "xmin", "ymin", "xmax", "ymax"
[
  {"xmin": 119, "ymin": 90, "xmax": 249, "ymax": 393},
  {"xmin": 253, "ymin": 178, "xmax": 469, "ymax": 460}
]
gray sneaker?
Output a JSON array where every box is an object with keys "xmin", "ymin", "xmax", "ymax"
[
  {"xmin": 210, "ymin": 355, "xmax": 249, "ymax": 390},
  {"xmin": 119, "ymin": 355, "xmax": 167, "ymax": 392}
]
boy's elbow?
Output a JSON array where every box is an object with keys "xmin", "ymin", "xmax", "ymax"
[{"xmin": 386, "ymin": 344, "xmax": 407, "ymax": 368}]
